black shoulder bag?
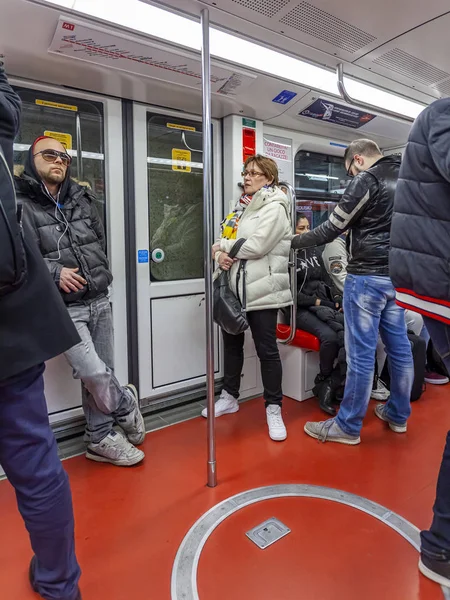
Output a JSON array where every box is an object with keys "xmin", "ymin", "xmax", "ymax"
[{"xmin": 213, "ymin": 238, "xmax": 248, "ymax": 335}]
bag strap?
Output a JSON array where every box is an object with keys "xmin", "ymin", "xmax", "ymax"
[{"xmin": 228, "ymin": 237, "xmax": 246, "ymax": 259}]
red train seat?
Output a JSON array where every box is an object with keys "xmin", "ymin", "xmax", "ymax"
[{"xmin": 276, "ymin": 324, "xmax": 320, "ymax": 352}]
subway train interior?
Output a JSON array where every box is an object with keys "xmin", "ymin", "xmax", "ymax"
[{"xmin": 1, "ymin": 0, "xmax": 450, "ymax": 598}]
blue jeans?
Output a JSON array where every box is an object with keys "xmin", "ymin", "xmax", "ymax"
[
  {"xmin": 421, "ymin": 317, "xmax": 450, "ymax": 559},
  {"xmin": 0, "ymin": 365, "xmax": 81, "ymax": 599},
  {"xmin": 336, "ymin": 274, "xmax": 413, "ymax": 437},
  {"xmin": 65, "ymin": 296, "xmax": 135, "ymax": 444}
]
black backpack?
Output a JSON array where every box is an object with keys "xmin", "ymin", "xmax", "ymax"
[{"xmin": 0, "ymin": 145, "xmax": 27, "ymax": 296}]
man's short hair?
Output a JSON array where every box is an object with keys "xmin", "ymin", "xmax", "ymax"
[{"xmin": 344, "ymin": 139, "xmax": 382, "ymax": 164}]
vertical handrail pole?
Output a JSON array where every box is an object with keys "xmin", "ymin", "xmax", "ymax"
[
  {"xmin": 75, "ymin": 112, "xmax": 83, "ymax": 181},
  {"xmin": 201, "ymin": 8, "xmax": 217, "ymax": 488},
  {"xmin": 278, "ymin": 181, "xmax": 298, "ymax": 345}
]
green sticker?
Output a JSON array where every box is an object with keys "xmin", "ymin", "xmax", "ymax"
[{"xmin": 242, "ymin": 118, "xmax": 256, "ymax": 128}]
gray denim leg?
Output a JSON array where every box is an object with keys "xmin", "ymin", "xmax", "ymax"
[{"xmin": 65, "ymin": 298, "xmax": 134, "ymax": 443}]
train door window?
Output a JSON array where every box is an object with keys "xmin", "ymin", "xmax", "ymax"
[
  {"xmin": 147, "ymin": 114, "xmax": 204, "ymax": 282},
  {"xmin": 12, "ymin": 87, "xmax": 106, "ymax": 227},
  {"xmin": 295, "ymin": 150, "xmax": 349, "ymax": 228}
]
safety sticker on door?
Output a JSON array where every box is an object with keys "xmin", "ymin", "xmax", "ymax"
[
  {"xmin": 44, "ymin": 131, "xmax": 73, "ymax": 150},
  {"xmin": 137, "ymin": 249, "xmax": 149, "ymax": 264},
  {"xmin": 172, "ymin": 148, "xmax": 191, "ymax": 172}
]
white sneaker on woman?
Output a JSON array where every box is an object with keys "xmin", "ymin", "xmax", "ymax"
[
  {"xmin": 266, "ymin": 405, "xmax": 287, "ymax": 441},
  {"xmin": 201, "ymin": 390, "xmax": 239, "ymax": 418}
]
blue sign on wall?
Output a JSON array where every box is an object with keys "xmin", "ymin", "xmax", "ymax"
[
  {"xmin": 299, "ymin": 99, "xmax": 376, "ymax": 129},
  {"xmin": 137, "ymin": 249, "xmax": 149, "ymax": 264},
  {"xmin": 272, "ymin": 90, "xmax": 297, "ymax": 105}
]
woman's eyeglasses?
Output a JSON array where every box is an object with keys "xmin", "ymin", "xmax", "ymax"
[
  {"xmin": 241, "ymin": 170, "xmax": 264, "ymax": 178},
  {"xmin": 33, "ymin": 149, "xmax": 72, "ymax": 167}
]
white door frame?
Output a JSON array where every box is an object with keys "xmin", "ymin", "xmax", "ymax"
[{"xmin": 133, "ymin": 103, "xmax": 223, "ymax": 400}]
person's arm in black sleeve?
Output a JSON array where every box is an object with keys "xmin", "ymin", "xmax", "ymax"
[
  {"xmin": 297, "ymin": 290, "xmax": 318, "ymax": 307},
  {"xmin": 428, "ymin": 103, "xmax": 450, "ymax": 183},
  {"xmin": 0, "ymin": 62, "xmax": 21, "ymax": 143},
  {"xmin": 291, "ymin": 174, "xmax": 372, "ymax": 250}
]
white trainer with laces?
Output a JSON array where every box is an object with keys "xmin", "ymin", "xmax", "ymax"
[
  {"xmin": 371, "ymin": 378, "xmax": 390, "ymax": 401},
  {"xmin": 266, "ymin": 405, "xmax": 287, "ymax": 441},
  {"xmin": 201, "ymin": 390, "xmax": 239, "ymax": 418},
  {"xmin": 86, "ymin": 430, "xmax": 145, "ymax": 466},
  {"xmin": 116, "ymin": 384, "xmax": 146, "ymax": 445}
]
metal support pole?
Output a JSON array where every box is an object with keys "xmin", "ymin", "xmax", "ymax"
[
  {"xmin": 75, "ymin": 112, "xmax": 83, "ymax": 181},
  {"xmin": 278, "ymin": 181, "xmax": 298, "ymax": 345},
  {"xmin": 201, "ymin": 8, "xmax": 217, "ymax": 488}
]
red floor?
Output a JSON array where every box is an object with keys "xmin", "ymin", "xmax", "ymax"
[{"xmin": 1, "ymin": 387, "xmax": 449, "ymax": 600}]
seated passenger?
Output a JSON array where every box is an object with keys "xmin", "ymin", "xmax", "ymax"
[
  {"xmin": 203, "ymin": 155, "xmax": 292, "ymax": 442},
  {"xmin": 295, "ymin": 213, "xmax": 344, "ymax": 416},
  {"xmin": 16, "ymin": 136, "xmax": 146, "ymax": 467}
]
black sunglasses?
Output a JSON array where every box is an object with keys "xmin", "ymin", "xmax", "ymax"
[{"xmin": 33, "ymin": 149, "xmax": 72, "ymax": 167}]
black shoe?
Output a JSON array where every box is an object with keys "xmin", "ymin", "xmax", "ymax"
[
  {"xmin": 419, "ymin": 552, "xmax": 450, "ymax": 587},
  {"xmin": 313, "ymin": 378, "xmax": 337, "ymax": 417},
  {"xmin": 29, "ymin": 557, "xmax": 82, "ymax": 599}
]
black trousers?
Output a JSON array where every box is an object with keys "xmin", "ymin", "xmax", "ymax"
[
  {"xmin": 296, "ymin": 308, "xmax": 340, "ymax": 378},
  {"xmin": 222, "ymin": 308, "xmax": 282, "ymax": 406}
]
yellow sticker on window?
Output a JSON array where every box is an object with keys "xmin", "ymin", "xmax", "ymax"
[
  {"xmin": 44, "ymin": 131, "xmax": 73, "ymax": 150},
  {"xmin": 172, "ymin": 148, "xmax": 191, "ymax": 172},
  {"xmin": 36, "ymin": 99, "xmax": 78, "ymax": 112},
  {"xmin": 167, "ymin": 123, "xmax": 196, "ymax": 132}
]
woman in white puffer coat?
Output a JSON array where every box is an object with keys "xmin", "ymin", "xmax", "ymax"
[{"xmin": 201, "ymin": 155, "xmax": 292, "ymax": 441}]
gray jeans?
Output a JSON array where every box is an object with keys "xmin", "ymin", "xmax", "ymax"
[{"xmin": 64, "ymin": 296, "xmax": 134, "ymax": 444}]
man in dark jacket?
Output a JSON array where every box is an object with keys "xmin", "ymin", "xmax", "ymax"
[
  {"xmin": 291, "ymin": 138, "xmax": 413, "ymax": 445},
  {"xmin": 0, "ymin": 62, "xmax": 82, "ymax": 600},
  {"xmin": 390, "ymin": 98, "xmax": 450, "ymax": 588},
  {"xmin": 17, "ymin": 136, "xmax": 146, "ymax": 467}
]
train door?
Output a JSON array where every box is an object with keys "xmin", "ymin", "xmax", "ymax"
[
  {"xmin": 133, "ymin": 106, "xmax": 222, "ymax": 402},
  {"xmin": 11, "ymin": 82, "xmax": 127, "ymax": 426}
]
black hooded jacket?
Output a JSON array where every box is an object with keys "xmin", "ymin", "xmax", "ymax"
[
  {"xmin": 292, "ymin": 155, "xmax": 401, "ymax": 276},
  {"xmin": 16, "ymin": 147, "xmax": 112, "ymax": 305},
  {"xmin": 0, "ymin": 64, "xmax": 80, "ymax": 380},
  {"xmin": 390, "ymin": 98, "xmax": 450, "ymax": 323}
]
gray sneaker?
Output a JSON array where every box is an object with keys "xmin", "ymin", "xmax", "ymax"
[
  {"xmin": 374, "ymin": 403, "xmax": 407, "ymax": 433},
  {"xmin": 116, "ymin": 384, "xmax": 146, "ymax": 445},
  {"xmin": 304, "ymin": 418, "xmax": 361, "ymax": 445},
  {"xmin": 86, "ymin": 431, "xmax": 145, "ymax": 466}
]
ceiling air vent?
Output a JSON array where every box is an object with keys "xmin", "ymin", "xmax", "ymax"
[
  {"xmin": 231, "ymin": 0, "xmax": 291, "ymax": 19},
  {"xmin": 373, "ymin": 48, "xmax": 450, "ymax": 87},
  {"xmin": 279, "ymin": 1, "xmax": 376, "ymax": 53},
  {"xmin": 434, "ymin": 79, "xmax": 450, "ymax": 97}
]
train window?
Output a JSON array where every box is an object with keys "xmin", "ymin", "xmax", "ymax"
[
  {"xmin": 147, "ymin": 113, "xmax": 204, "ymax": 282},
  {"xmin": 12, "ymin": 87, "xmax": 106, "ymax": 227},
  {"xmin": 295, "ymin": 150, "xmax": 349, "ymax": 228}
]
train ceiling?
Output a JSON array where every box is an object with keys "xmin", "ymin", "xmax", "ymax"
[{"xmin": 1, "ymin": 0, "xmax": 448, "ymax": 147}]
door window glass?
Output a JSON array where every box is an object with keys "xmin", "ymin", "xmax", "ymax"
[
  {"xmin": 147, "ymin": 113, "xmax": 203, "ymax": 282},
  {"xmin": 13, "ymin": 87, "xmax": 106, "ymax": 226},
  {"xmin": 295, "ymin": 150, "xmax": 349, "ymax": 228}
]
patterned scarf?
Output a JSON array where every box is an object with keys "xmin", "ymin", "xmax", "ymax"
[{"xmin": 220, "ymin": 193, "xmax": 253, "ymax": 239}]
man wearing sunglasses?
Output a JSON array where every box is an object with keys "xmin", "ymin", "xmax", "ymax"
[
  {"xmin": 291, "ymin": 138, "xmax": 413, "ymax": 445},
  {"xmin": 16, "ymin": 135, "xmax": 146, "ymax": 467},
  {"xmin": 0, "ymin": 62, "xmax": 82, "ymax": 599}
]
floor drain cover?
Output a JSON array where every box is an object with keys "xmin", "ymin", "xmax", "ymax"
[{"xmin": 246, "ymin": 517, "xmax": 291, "ymax": 549}]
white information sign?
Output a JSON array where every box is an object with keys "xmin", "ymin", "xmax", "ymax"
[
  {"xmin": 49, "ymin": 17, "xmax": 255, "ymax": 96},
  {"xmin": 263, "ymin": 134, "xmax": 293, "ymax": 184}
]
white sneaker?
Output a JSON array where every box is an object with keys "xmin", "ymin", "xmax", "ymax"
[
  {"xmin": 371, "ymin": 378, "xmax": 390, "ymax": 401},
  {"xmin": 86, "ymin": 431, "xmax": 145, "ymax": 466},
  {"xmin": 266, "ymin": 405, "xmax": 287, "ymax": 441},
  {"xmin": 116, "ymin": 384, "xmax": 146, "ymax": 445},
  {"xmin": 201, "ymin": 390, "xmax": 239, "ymax": 418}
]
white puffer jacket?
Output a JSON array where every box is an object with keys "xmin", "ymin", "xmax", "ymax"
[{"xmin": 218, "ymin": 186, "xmax": 293, "ymax": 312}]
